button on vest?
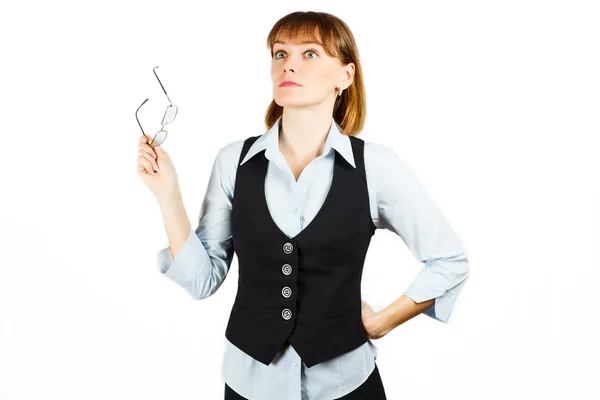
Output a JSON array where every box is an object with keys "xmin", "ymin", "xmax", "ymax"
[{"xmin": 225, "ymin": 134, "xmax": 376, "ymax": 368}]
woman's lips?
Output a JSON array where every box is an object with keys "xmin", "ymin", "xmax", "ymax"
[{"xmin": 279, "ymin": 81, "xmax": 301, "ymax": 87}]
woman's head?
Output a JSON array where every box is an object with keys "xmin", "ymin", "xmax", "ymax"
[{"xmin": 265, "ymin": 11, "xmax": 366, "ymax": 136}]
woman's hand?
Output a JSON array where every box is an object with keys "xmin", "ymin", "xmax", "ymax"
[
  {"xmin": 136, "ymin": 134, "xmax": 180, "ymax": 202},
  {"xmin": 361, "ymin": 300, "xmax": 388, "ymax": 339}
]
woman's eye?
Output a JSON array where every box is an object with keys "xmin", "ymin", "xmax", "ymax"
[{"xmin": 274, "ymin": 50, "xmax": 317, "ymax": 59}]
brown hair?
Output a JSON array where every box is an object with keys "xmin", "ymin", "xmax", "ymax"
[{"xmin": 264, "ymin": 11, "xmax": 366, "ymax": 136}]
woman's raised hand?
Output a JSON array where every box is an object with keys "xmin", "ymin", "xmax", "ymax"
[{"xmin": 136, "ymin": 134, "xmax": 180, "ymax": 202}]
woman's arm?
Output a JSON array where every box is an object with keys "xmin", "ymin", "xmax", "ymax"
[
  {"xmin": 364, "ymin": 142, "xmax": 471, "ymax": 332},
  {"xmin": 158, "ymin": 190, "xmax": 191, "ymax": 261},
  {"xmin": 364, "ymin": 296, "xmax": 435, "ymax": 338},
  {"xmin": 156, "ymin": 143, "xmax": 240, "ymax": 300}
]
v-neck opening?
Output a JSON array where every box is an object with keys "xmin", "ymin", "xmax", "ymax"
[{"xmin": 262, "ymin": 150, "xmax": 339, "ymax": 243}]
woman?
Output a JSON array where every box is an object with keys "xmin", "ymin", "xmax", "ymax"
[{"xmin": 137, "ymin": 11, "xmax": 470, "ymax": 400}]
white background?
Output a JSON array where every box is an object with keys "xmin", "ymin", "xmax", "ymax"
[{"xmin": 1, "ymin": 0, "xmax": 598, "ymax": 399}]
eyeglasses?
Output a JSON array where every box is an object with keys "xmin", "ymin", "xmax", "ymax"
[{"xmin": 135, "ymin": 66, "xmax": 178, "ymax": 148}]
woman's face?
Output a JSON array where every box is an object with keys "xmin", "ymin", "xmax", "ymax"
[{"xmin": 271, "ymin": 39, "xmax": 354, "ymax": 109}]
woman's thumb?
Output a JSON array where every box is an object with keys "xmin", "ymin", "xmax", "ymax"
[{"xmin": 153, "ymin": 143, "xmax": 166, "ymax": 154}]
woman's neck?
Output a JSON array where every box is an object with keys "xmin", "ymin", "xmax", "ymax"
[{"xmin": 278, "ymin": 108, "xmax": 333, "ymax": 160}]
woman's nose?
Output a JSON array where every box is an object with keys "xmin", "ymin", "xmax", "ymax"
[{"xmin": 283, "ymin": 57, "xmax": 297, "ymax": 73}]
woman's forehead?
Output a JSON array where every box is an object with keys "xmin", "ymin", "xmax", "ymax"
[
  {"xmin": 274, "ymin": 28, "xmax": 325, "ymax": 45},
  {"xmin": 274, "ymin": 39, "xmax": 323, "ymax": 47}
]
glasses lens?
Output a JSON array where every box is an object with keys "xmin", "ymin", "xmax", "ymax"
[
  {"xmin": 162, "ymin": 104, "xmax": 178, "ymax": 125},
  {"xmin": 150, "ymin": 130, "xmax": 168, "ymax": 147}
]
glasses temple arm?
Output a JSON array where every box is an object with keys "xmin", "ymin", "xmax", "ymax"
[
  {"xmin": 153, "ymin": 66, "xmax": 172, "ymax": 104},
  {"xmin": 135, "ymin": 98, "xmax": 148, "ymax": 136}
]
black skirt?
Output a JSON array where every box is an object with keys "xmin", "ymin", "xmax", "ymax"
[{"xmin": 224, "ymin": 363, "xmax": 387, "ymax": 399}]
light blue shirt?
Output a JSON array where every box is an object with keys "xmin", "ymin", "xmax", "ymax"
[{"xmin": 157, "ymin": 116, "xmax": 470, "ymax": 400}]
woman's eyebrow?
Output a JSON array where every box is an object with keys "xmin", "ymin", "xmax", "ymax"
[{"xmin": 274, "ymin": 40, "xmax": 321, "ymax": 45}]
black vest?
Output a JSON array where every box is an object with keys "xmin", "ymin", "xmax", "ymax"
[{"xmin": 225, "ymin": 134, "xmax": 377, "ymax": 368}]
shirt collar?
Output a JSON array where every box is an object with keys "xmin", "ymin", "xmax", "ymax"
[{"xmin": 240, "ymin": 115, "xmax": 356, "ymax": 168}]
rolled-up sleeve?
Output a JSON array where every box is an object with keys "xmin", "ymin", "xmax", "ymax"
[
  {"xmin": 366, "ymin": 143, "xmax": 470, "ymax": 323},
  {"xmin": 156, "ymin": 146, "xmax": 236, "ymax": 300}
]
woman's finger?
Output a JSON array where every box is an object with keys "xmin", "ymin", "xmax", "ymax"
[
  {"xmin": 138, "ymin": 149, "xmax": 159, "ymax": 172},
  {"xmin": 140, "ymin": 134, "xmax": 166, "ymax": 155},
  {"xmin": 139, "ymin": 137, "xmax": 158, "ymax": 158},
  {"xmin": 138, "ymin": 145, "xmax": 157, "ymax": 160},
  {"xmin": 138, "ymin": 155, "xmax": 155, "ymax": 175}
]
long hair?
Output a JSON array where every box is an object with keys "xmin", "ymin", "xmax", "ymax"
[{"xmin": 265, "ymin": 11, "xmax": 366, "ymax": 136}]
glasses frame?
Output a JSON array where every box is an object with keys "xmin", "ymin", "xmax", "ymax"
[{"xmin": 135, "ymin": 66, "xmax": 178, "ymax": 147}]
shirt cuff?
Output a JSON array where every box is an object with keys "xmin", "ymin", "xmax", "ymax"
[
  {"xmin": 402, "ymin": 256, "xmax": 470, "ymax": 323},
  {"xmin": 156, "ymin": 225, "xmax": 211, "ymax": 288}
]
